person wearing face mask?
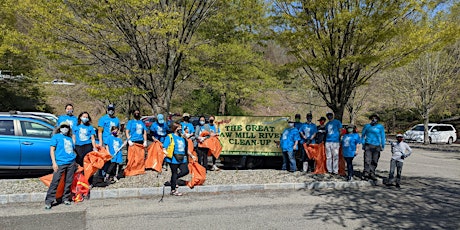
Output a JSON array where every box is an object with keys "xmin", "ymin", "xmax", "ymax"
[
  {"xmin": 361, "ymin": 114, "xmax": 386, "ymax": 181},
  {"xmin": 45, "ymin": 122, "xmax": 77, "ymax": 209},
  {"xmin": 299, "ymin": 113, "xmax": 317, "ymax": 173},
  {"xmin": 150, "ymin": 114, "xmax": 170, "ymax": 143},
  {"xmin": 56, "ymin": 104, "xmax": 78, "ymax": 130},
  {"xmin": 315, "ymin": 117, "xmax": 327, "ymax": 144},
  {"xmin": 325, "ymin": 112, "xmax": 343, "ymax": 176},
  {"xmin": 207, "ymin": 116, "xmax": 221, "ymax": 171},
  {"xmin": 341, "ymin": 125, "xmax": 361, "ymax": 181},
  {"xmin": 125, "ymin": 109, "xmax": 148, "ymax": 147},
  {"xmin": 73, "ymin": 112, "xmax": 97, "ymax": 167},
  {"xmin": 163, "ymin": 122, "xmax": 195, "ymax": 196},
  {"xmin": 195, "ymin": 116, "xmax": 211, "ymax": 169},
  {"xmin": 278, "ymin": 120, "xmax": 300, "ymax": 172},
  {"xmin": 105, "ymin": 126, "xmax": 124, "ymax": 183},
  {"xmin": 97, "ymin": 104, "xmax": 120, "ymax": 146}
]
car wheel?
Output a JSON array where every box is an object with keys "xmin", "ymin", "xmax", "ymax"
[{"xmin": 447, "ymin": 137, "xmax": 453, "ymax": 145}]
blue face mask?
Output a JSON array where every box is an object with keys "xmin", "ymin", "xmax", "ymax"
[
  {"xmin": 81, "ymin": 117, "xmax": 89, "ymax": 124},
  {"xmin": 199, "ymin": 121, "xmax": 205, "ymax": 125}
]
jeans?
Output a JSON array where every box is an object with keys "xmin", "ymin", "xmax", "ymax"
[
  {"xmin": 282, "ymin": 150, "xmax": 296, "ymax": 172},
  {"xmin": 364, "ymin": 144, "xmax": 381, "ymax": 177},
  {"xmin": 325, "ymin": 142, "xmax": 340, "ymax": 174},
  {"xmin": 45, "ymin": 162, "xmax": 77, "ymax": 205},
  {"xmin": 75, "ymin": 143, "xmax": 93, "ymax": 167},
  {"xmin": 344, "ymin": 157, "xmax": 354, "ymax": 178},
  {"xmin": 388, "ymin": 159, "xmax": 404, "ymax": 184},
  {"xmin": 169, "ymin": 163, "xmax": 189, "ymax": 190}
]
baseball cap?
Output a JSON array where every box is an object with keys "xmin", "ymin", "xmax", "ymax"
[
  {"xmin": 59, "ymin": 121, "xmax": 70, "ymax": 127},
  {"xmin": 107, "ymin": 104, "xmax": 115, "ymax": 110},
  {"xmin": 157, "ymin": 114, "xmax": 165, "ymax": 124},
  {"xmin": 182, "ymin": 113, "xmax": 190, "ymax": 117},
  {"xmin": 396, "ymin": 134, "xmax": 404, "ymax": 138},
  {"xmin": 295, "ymin": 114, "xmax": 301, "ymax": 119}
]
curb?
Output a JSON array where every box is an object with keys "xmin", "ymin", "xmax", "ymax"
[{"xmin": 0, "ymin": 179, "xmax": 382, "ymax": 205}]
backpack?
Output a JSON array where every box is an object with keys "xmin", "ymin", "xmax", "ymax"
[{"xmin": 166, "ymin": 134, "xmax": 174, "ymax": 158}]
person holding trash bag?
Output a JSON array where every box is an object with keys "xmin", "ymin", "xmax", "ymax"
[
  {"xmin": 163, "ymin": 122, "xmax": 196, "ymax": 196},
  {"xmin": 44, "ymin": 122, "xmax": 77, "ymax": 210}
]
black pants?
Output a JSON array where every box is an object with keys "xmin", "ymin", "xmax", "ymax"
[
  {"xmin": 106, "ymin": 162, "xmax": 120, "ymax": 177},
  {"xmin": 196, "ymin": 147, "xmax": 209, "ymax": 168},
  {"xmin": 75, "ymin": 143, "xmax": 93, "ymax": 167},
  {"xmin": 45, "ymin": 162, "xmax": 77, "ymax": 205},
  {"xmin": 169, "ymin": 163, "xmax": 189, "ymax": 191},
  {"xmin": 344, "ymin": 157, "xmax": 354, "ymax": 178}
]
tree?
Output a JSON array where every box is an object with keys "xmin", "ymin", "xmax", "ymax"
[
  {"xmin": 387, "ymin": 43, "xmax": 460, "ymax": 144},
  {"xmin": 273, "ymin": 0, "xmax": 459, "ymax": 121},
  {"xmin": 187, "ymin": 0, "xmax": 276, "ymax": 115},
  {"xmin": 19, "ymin": 0, "xmax": 217, "ymax": 114}
]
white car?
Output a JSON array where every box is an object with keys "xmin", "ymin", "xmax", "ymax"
[{"xmin": 404, "ymin": 123, "xmax": 457, "ymax": 144}]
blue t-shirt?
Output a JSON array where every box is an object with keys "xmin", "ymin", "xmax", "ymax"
[
  {"xmin": 180, "ymin": 122, "xmax": 195, "ymax": 135},
  {"xmin": 98, "ymin": 114, "xmax": 120, "ymax": 145},
  {"xmin": 107, "ymin": 135, "xmax": 123, "ymax": 163},
  {"xmin": 362, "ymin": 123, "xmax": 386, "ymax": 149},
  {"xmin": 280, "ymin": 127, "xmax": 301, "ymax": 152},
  {"xmin": 294, "ymin": 122, "xmax": 303, "ymax": 131},
  {"xmin": 126, "ymin": 119, "xmax": 147, "ymax": 142},
  {"xmin": 341, "ymin": 133, "xmax": 361, "ymax": 157},
  {"xmin": 150, "ymin": 122, "xmax": 170, "ymax": 143},
  {"xmin": 299, "ymin": 122, "xmax": 317, "ymax": 144},
  {"xmin": 50, "ymin": 133, "xmax": 76, "ymax": 165},
  {"xmin": 325, "ymin": 119, "xmax": 342, "ymax": 143},
  {"xmin": 163, "ymin": 133, "xmax": 187, "ymax": 164},
  {"xmin": 56, "ymin": 114, "xmax": 78, "ymax": 130},
  {"xmin": 208, "ymin": 124, "xmax": 220, "ymax": 134},
  {"xmin": 74, "ymin": 124, "xmax": 96, "ymax": 146}
]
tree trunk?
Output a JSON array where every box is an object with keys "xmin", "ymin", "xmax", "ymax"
[
  {"xmin": 423, "ymin": 112, "xmax": 430, "ymax": 145},
  {"xmin": 219, "ymin": 93, "xmax": 226, "ymax": 115}
]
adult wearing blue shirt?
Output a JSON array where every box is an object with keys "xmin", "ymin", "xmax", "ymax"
[
  {"xmin": 73, "ymin": 112, "xmax": 97, "ymax": 167},
  {"xmin": 97, "ymin": 104, "xmax": 120, "ymax": 146},
  {"xmin": 56, "ymin": 104, "xmax": 78, "ymax": 130},
  {"xmin": 195, "ymin": 116, "xmax": 211, "ymax": 169},
  {"xmin": 279, "ymin": 120, "xmax": 301, "ymax": 172},
  {"xmin": 361, "ymin": 114, "xmax": 386, "ymax": 180},
  {"xmin": 125, "ymin": 109, "xmax": 148, "ymax": 147},
  {"xmin": 150, "ymin": 114, "xmax": 169, "ymax": 143},
  {"xmin": 45, "ymin": 122, "xmax": 77, "ymax": 209},
  {"xmin": 300, "ymin": 113, "xmax": 317, "ymax": 173},
  {"xmin": 163, "ymin": 122, "xmax": 195, "ymax": 196},
  {"xmin": 325, "ymin": 112, "xmax": 342, "ymax": 175},
  {"xmin": 341, "ymin": 126, "xmax": 361, "ymax": 181}
]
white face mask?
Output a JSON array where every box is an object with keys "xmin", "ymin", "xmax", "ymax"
[
  {"xmin": 60, "ymin": 127, "xmax": 69, "ymax": 135},
  {"xmin": 288, "ymin": 123, "xmax": 294, "ymax": 128},
  {"xmin": 108, "ymin": 110, "xmax": 115, "ymax": 116}
]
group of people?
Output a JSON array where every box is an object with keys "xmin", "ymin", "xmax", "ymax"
[
  {"xmin": 279, "ymin": 112, "xmax": 412, "ymax": 186},
  {"xmin": 45, "ymin": 104, "xmax": 221, "ymax": 208}
]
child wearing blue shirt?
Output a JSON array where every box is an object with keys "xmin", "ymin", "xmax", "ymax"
[
  {"xmin": 45, "ymin": 122, "xmax": 77, "ymax": 209},
  {"xmin": 105, "ymin": 126, "xmax": 124, "ymax": 183},
  {"xmin": 341, "ymin": 126, "xmax": 361, "ymax": 181},
  {"xmin": 73, "ymin": 112, "xmax": 97, "ymax": 167}
]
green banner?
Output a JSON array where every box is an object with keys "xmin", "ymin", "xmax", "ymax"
[{"xmin": 215, "ymin": 116, "xmax": 289, "ymax": 157}]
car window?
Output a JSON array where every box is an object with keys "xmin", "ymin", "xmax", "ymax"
[
  {"xmin": 440, "ymin": 126, "xmax": 453, "ymax": 131},
  {"xmin": 20, "ymin": 121, "xmax": 53, "ymax": 138},
  {"xmin": 0, "ymin": 120, "xmax": 15, "ymax": 136}
]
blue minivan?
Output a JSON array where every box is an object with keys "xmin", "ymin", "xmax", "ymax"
[{"xmin": 0, "ymin": 114, "xmax": 55, "ymax": 173}]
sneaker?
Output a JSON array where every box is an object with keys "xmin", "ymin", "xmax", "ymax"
[
  {"xmin": 395, "ymin": 183, "xmax": 401, "ymax": 188},
  {"xmin": 211, "ymin": 165, "xmax": 220, "ymax": 171},
  {"xmin": 170, "ymin": 190, "xmax": 183, "ymax": 196},
  {"xmin": 64, "ymin": 201, "xmax": 71, "ymax": 205},
  {"xmin": 113, "ymin": 177, "xmax": 119, "ymax": 183},
  {"xmin": 348, "ymin": 177, "xmax": 354, "ymax": 182},
  {"xmin": 44, "ymin": 204, "xmax": 52, "ymax": 210}
]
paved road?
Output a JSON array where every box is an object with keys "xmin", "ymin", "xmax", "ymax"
[{"xmin": 0, "ymin": 146, "xmax": 459, "ymax": 230}]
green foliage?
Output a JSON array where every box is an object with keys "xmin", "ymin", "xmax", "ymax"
[
  {"xmin": 273, "ymin": 0, "xmax": 459, "ymax": 121},
  {"xmin": 179, "ymin": 88, "xmax": 246, "ymax": 116}
]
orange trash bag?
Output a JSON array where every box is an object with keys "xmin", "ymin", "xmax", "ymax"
[
  {"xmin": 124, "ymin": 143, "xmax": 146, "ymax": 176},
  {"xmin": 303, "ymin": 143, "xmax": 327, "ymax": 174},
  {"xmin": 198, "ymin": 131, "xmax": 222, "ymax": 159},
  {"xmin": 186, "ymin": 138, "xmax": 197, "ymax": 162},
  {"xmin": 71, "ymin": 170, "xmax": 90, "ymax": 203},
  {"xmin": 187, "ymin": 161, "xmax": 206, "ymax": 189},
  {"xmin": 39, "ymin": 165, "xmax": 83, "ymax": 199},
  {"xmin": 83, "ymin": 146, "xmax": 112, "ymax": 181},
  {"xmin": 145, "ymin": 141, "xmax": 164, "ymax": 172}
]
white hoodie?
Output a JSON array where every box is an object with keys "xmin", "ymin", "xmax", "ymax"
[{"xmin": 391, "ymin": 141, "xmax": 412, "ymax": 162}]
